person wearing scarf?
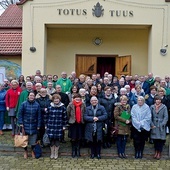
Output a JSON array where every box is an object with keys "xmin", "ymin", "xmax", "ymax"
[
  {"xmin": 131, "ymin": 96, "xmax": 151, "ymax": 159},
  {"xmin": 84, "ymin": 96, "xmax": 107, "ymax": 159},
  {"xmin": 150, "ymin": 95, "xmax": 168, "ymax": 159},
  {"xmin": 67, "ymin": 94, "xmax": 86, "ymax": 158}
]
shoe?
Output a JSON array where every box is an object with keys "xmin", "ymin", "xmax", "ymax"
[
  {"xmin": 153, "ymin": 151, "xmax": 158, "ymax": 159},
  {"xmin": 156, "ymin": 151, "xmax": 161, "ymax": 160},
  {"xmin": 24, "ymin": 151, "xmax": 28, "ymax": 159},
  {"xmin": 121, "ymin": 153, "xmax": 127, "ymax": 159},
  {"xmin": 135, "ymin": 151, "xmax": 139, "ymax": 159},
  {"xmin": 90, "ymin": 154, "xmax": 95, "ymax": 159},
  {"xmin": 31, "ymin": 151, "xmax": 35, "ymax": 158},
  {"xmin": 0, "ymin": 130, "xmax": 4, "ymax": 135},
  {"xmin": 118, "ymin": 153, "xmax": 123, "ymax": 159},
  {"xmin": 11, "ymin": 134, "xmax": 15, "ymax": 138},
  {"xmin": 3, "ymin": 124, "xmax": 6, "ymax": 130},
  {"xmin": 50, "ymin": 146, "xmax": 55, "ymax": 159},
  {"xmin": 54, "ymin": 146, "xmax": 59, "ymax": 159},
  {"xmin": 138, "ymin": 151, "xmax": 143, "ymax": 159},
  {"xmin": 97, "ymin": 154, "xmax": 101, "ymax": 159}
]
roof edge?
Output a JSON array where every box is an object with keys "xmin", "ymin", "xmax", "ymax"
[{"xmin": 17, "ymin": 0, "xmax": 33, "ymax": 5}]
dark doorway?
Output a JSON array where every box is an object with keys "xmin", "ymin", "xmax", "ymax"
[{"xmin": 97, "ymin": 57, "xmax": 115, "ymax": 77}]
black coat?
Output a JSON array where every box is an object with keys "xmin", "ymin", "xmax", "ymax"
[
  {"xmin": 99, "ymin": 95, "xmax": 116, "ymax": 120},
  {"xmin": 84, "ymin": 104, "xmax": 107, "ymax": 142},
  {"xmin": 51, "ymin": 92, "xmax": 69, "ymax": 107}
]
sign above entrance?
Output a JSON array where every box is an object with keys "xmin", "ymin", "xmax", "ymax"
[{"xmin": 57, "ymin": 2, "xmax": 134, "ymax": 17}]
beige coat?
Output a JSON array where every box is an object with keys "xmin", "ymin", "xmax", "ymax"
[{"xmin": 114, "ymin": 104, "xmax": 131, "ymax": 135}]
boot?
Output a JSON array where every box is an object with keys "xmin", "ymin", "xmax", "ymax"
[
  {"xmin": 71, "ymin": 142, "xmax": 76, "ymax": 158},
  {"xmin": 156, "ymin": 151, "xmax": 161, "ymax": 160},
  {"xmin": 138, "ymin": 151, "xmax": 143, "ymax": 159},
  {"xmin": 135, "ymin": 151, "xmax": 139, "ymax": 159},
  {"xmin": 76, "ymin": 142, "xmax": 81, "ymax": 158},
  {"xmin": 153, "ymin": 150, "xmax": 158, "ymax": 159},
  {"xmin": 54, "ymin": 146, "xmax": 59, "ymax": 159},
  {"xmin": 24, "ymin": 151, "xmax": 28, "ymax": 159},
  {"xmin": 50, "ymin": 146, "xmax": 55, "ymax": 159}
]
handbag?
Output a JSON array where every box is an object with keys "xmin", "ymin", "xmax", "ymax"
[
  {"xmin": 110, "ymin": 126, "xmax": 119, "ymax": 138},
  {"xmin": 14, "ymin": 127, "xmax": 28, "ymax": 148},
  {"xmin": 43, "ymin": 130, "xmax": 50, "ymax": 146},
  {"xmin": 33, "ymin": 142, "xmax": 42, "ymax": 159}
]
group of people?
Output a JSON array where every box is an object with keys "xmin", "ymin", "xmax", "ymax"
[{"xmin": 0, "ymin": 70, "xmax": 169, "ymax": 160}]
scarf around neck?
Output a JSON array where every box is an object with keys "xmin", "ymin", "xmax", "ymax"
[
  {"xmin": 73, "ymin": 100, "xmax": 82, "ymax": 123},
  {"xmin": 154, "ymin": 103, "xmax": 162, "ymax": 113}
]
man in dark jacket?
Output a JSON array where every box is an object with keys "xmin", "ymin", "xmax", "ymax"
[{"xmin": 84, "ymin": 96, "xmax": 107, "ymax": 159}]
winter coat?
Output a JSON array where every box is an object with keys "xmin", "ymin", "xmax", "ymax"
[
  {"xmin": 99, "ymin": 95, "xmax": 116, "ymax": 120},
  {"xmin": 18, "ymin": 100, "xmax": 41, "ymax": 135},
  {"xmin": 114, "ymin": 104, "xmax": 131, "ymax": 135},
  {"xmin": 150, "ymin": 104, "xmax": 168, "ymax": 140},
  {"xmin": 84, "ymin": 104, "xmax": 107, "ymax": 142},
  {"xmin": 45, "ymin": 102, "xmax": 67, "ymax": 140},
  {"xmin": 67, "ymin": 102, "xmax": 86, "ymax": 124},
  {"xmin": 5, "ymin": 87, "xmax": 22, "ymax": 108},
  {"xmin": 36, "ymin": 95, "xmax": 51, "ymax": 125},
  {"xmin": 0, "ymin": 89, "xmax": 6, "ymax": 111}
]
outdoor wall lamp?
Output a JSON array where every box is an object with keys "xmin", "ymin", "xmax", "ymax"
[
  {"xmin": 93, "ymin": 37, "xmax": 102, "ymax": 46},
  {"xmin": 30, "ymin": 47, "xmax": 36, "ymax": 52}
]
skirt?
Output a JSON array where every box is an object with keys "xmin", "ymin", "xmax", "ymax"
[
  {"xmin": 8, "ymin": 108, "xmax": 16, "ymax": 116},
  {"xmin": 69, "ymin": 123, "xmax": 83, "ymax": 140},
  {"xmin": 28, "ymin": 134, "xmax": 37, "ymax": 146}
]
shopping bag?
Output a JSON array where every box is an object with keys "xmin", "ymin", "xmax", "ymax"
[
  {"xmin": 33, "ymin": 142, "xmax": 42, "ymax": 159},
  {"xmin": 14, "ymin": 127, "xmax": 28, "ymax": 148},
  {"xmin": 43, "ymin": 130, "xmax": 50, "ymax": 146}
]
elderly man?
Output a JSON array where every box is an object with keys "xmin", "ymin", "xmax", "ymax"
[
  {"xmin": 84, "ymin": 96, "xmax": 107, "ymax": 159},
  {"xmin": 56, "ymin": 72, "xmax": 72, "ymax": 94}
]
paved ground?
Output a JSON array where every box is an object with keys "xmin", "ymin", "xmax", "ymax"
[{"xmin": 0, "ymin": 130, "xmax": 170, "ymax": 170}]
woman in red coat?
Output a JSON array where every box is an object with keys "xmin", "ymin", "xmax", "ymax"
[{"xmin": 5, "ymin": 80, "xmax": 22, "ymax": 136}]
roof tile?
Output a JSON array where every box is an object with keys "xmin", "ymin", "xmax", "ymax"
[
  {"xmin": 0, "ymin": 4, "xmax": 22, "ymax": 28},
  {"xmin": 0, "ymin": 30, "xmax": 22, "ymax": 55}
]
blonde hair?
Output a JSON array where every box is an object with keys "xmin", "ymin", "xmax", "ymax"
[{"xmin": 120, "ymin": 95, "xmax": 128, "ymax": 101}]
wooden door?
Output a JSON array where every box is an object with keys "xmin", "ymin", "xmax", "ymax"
[
  {"xmin": 115, "ymin": 55, "xmax": 131, "ymax": 78},
  {"xmin": 76, "ymin": 55, "xmax": 97, "ymax": 77}
]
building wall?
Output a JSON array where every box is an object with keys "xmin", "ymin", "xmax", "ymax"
[
  {"xmin": 1, "ymin": 56, "xmax": 21, "ymax": 66},
  {"xmin": 21, "ymin": 0, "xmax": 170, "ymax": 77},
  {"xmin": 47, "ymin": 28, "xmax": 148, "ymax": 76}
]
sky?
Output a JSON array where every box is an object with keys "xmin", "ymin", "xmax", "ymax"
[{"xmin": 0, "ymin": 8, "xmax": 5, "ymax": 15}]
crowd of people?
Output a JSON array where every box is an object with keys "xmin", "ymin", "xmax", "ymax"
[{"xmin": 0, "ymin": 70, "xmax": 169, "ymax": 160}]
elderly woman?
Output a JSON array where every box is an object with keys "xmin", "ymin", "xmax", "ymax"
[
  {"xmin": 0, "ymin": 84, "xmax": 6, "ymax": 135},
  {"xmin": 131, "ymin": 96, "xmax": 151, "ymax": 159},
  {"xmin": 150, "ymin": 95, "xmax": 168, "ymax": 159},
  {"xmin": 114, "ymin": 95, "xmax": 131, "ymax": 159},
  {"xmin": 67, "ymin": 94, "xmax": 86, "ymax": 158},
  {"xmin": 84, "ymin": 96, "xmax": 107, "ymax": 159},
  {"xmin": 36, "ymin": 88, "xmax": 51, "ymax": 146},
  {"xmin": 18, "ymin": 92, "xmax": 41, "ymax": 159},
  {"xmin": 44, "ymin": 94, "xmax": 67, "ymax": 159},
  {"xmin": 5, "ymin": 80, "xmax": 22, "ymax": 136}
]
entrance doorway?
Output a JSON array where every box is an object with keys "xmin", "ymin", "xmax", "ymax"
[
  {"xmin": 97, "ymin": 57, "xmax": 116, "ymax": 77},
  {"xmin": 76, "ymin": 55, "xmax": 131, "ymax": 78}
]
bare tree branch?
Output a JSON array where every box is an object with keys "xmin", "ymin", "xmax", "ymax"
[{"xmin": 0, "ymin": 0, "xmax": 20, "ymax": 9}]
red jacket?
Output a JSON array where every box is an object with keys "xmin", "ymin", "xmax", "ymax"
[{"xmin": 5, "ymin": 87, "xmax": 22, "ymax": 108}]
